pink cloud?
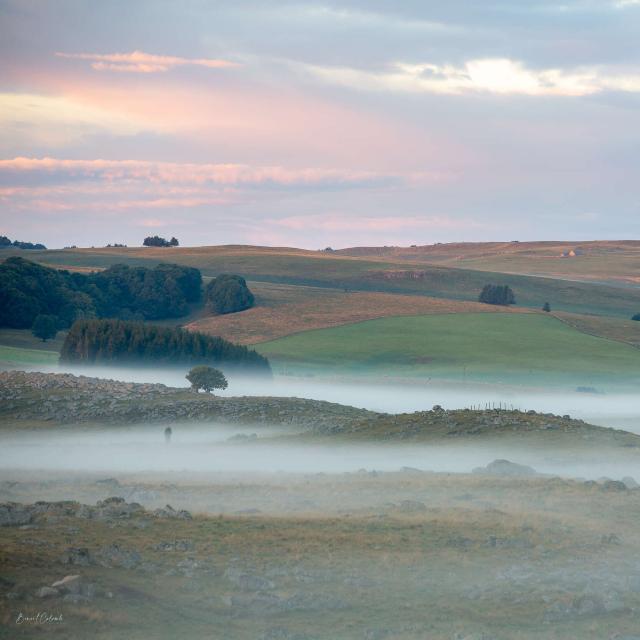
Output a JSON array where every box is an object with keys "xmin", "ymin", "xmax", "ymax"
[
  {"xmin": 55, "ymin": 50, "xmax": 239, "ymax": 73},
  {"xmin": 0, "ymin": 157, "xmax": 401, "ymax": 188}
]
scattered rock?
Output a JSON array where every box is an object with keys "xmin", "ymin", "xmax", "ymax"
[
  {"xmin": 152, "ymin": 539, "xmax": 194, "ymax": 552},
  {"xmin": 153, "ymin": 505, "xmax": 192, "ymax": 520},
  {"xmin": 225, "ymin": 568, "xmax": 274, "ymax": 591},
  {"xmin": 61, "ymin": 547, "xmax": 92, "ymax": 566},
  {"xmin": 397, "ymin": 500, "xmax": 427, "ymax": 513},
  {"xmin": 96, "ymin": 544, "xmax": 142, "ymax": 569},
  {"xmin": 599, "ymin": 480, "xmax": 627, "ymax": 492},
  {"xmin": 0, "ymin": 502, "xmax": 32, "ymax": 527},
  {"xmin": 35, "ymin": 586, "xmax": 58, "ymax": 598},
  {"xmin": 545, "ymin": 591, "xmax": 627, "ymax": 620},
  {"xmin": 227, "ymin": 433, "xmax": 258, "ymax": 442},
  {"xmin": 260, "ymin": 627, "xmax": 313, "ymax": 639}
]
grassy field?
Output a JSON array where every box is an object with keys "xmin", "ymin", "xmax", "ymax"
[
  {"xmin": 0, "ymin": 329, "xmax": 63, "ymax": 368},
  {"xmin": 256, "ymin": 312, "xmax": 640, "ymax": 384},
  {"xmin": 2, "ymin": 471, "xmax": 640, "ymax": 639},
  {"xmin": 0, "ymin": 345, "xmax": 59, "ymax": 367},
  {"xmin": 4, "ymin": 245, "xmax": 640, "ymax": 317},
  {"xmin": 188, "ymin": 284, "xmax": 529, "ymax": 344}
]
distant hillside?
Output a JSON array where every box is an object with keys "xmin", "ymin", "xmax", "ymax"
[
  {"xmin": 3, "ymin": 245, "xmax": 640, "ymax": 318},
  {"xmin": 335, "ymin": 240, "xmax": 640, "ymax": 286}
]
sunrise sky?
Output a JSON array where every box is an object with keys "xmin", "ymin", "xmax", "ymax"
[{"xmin": 1, "ymin": 1, "xmax": 639, "ymax": 248}]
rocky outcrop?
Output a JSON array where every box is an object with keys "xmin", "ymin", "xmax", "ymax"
[
  {"xmin": 0, "ymin": 497, "xmax": 192, "ymax": 527},
  {"xmin": 0, "ymin": 370, "xmax": 371, "ymax": 431}
]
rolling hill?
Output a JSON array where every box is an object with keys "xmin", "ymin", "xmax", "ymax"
[{"xmin": 2, "ymin": 244, "xmax": 640, "ymax": 318}]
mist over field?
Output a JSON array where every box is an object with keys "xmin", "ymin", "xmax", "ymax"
[
  {"xmin": 24, "ymin": 361, "xmax": 640, "ymax": 433},
  {"xmin": 1, "ymin": 422, "xmax": 639, "ymax": 482}
]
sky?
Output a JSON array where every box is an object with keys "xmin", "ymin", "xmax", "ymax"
[{"xmin": 1, "ymin": 1, "xmax": 639, "ymax": 249}]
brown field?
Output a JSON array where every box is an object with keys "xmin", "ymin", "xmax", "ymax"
[
  {"xmin": 336, "ymin": 240, "xmax": 640, "ymax": 285},
  {"xmin": 187, "ymin": 284, "xmax": 529, "ymax": 344}
]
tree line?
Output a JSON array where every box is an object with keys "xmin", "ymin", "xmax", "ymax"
[
  {"xmin": 60, "ymin": 319, "xmax": 271, "ymax": 372},
  {"xmin": 0, "ymin": 257, "xmax": 201, "ymax": 329},
  {"xmin": 143, "ymin": 235, "xmax": 179, "ymax": 247},
  {"xmin": 0, "ymin": 235, "xmax": 46, "ymax": 250}
]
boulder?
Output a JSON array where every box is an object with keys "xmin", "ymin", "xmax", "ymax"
[
  {"xmin": 472, "ymin": 459, "xmax": 537, "ymax": 477},
  {"xmin": 51, "ymin": 574, "xmax": 82, "ymax": 594},
  {"xmin": 96, "ymin": 544, "xmax": 141, "ymax": 569},
  {"xmin": 599, "ymin": 480, "xmax": 627, "ymax": 492},
  {"xmin": 0, "ymin": 503, "xmax": 32, "ymax": 527},
  {"xmin": 35, "ymin": 586, "xmax": 58, "ymax": 598},
  {"xmin": 61, "ymin": 547, "xmax": 92, "ymax": 566},
  {"xmin": 397, "ymin": 500, "xmax": 427, "ymax": 513},
  {"xmin": 153, "ymin": 505, "xmax": 192, "ymax": 520}
]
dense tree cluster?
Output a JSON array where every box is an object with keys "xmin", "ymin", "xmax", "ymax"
[
  {"xmin": 206, "ymin": 274, "xmax": 255, "ymax": 314},
  {"xmin": 479, "ymin": 284, "xmax": 516, "ymax": 306},
  {"xmin": 143, "ymin": 236, "xmax": 179, "ymax": 247},
  {"xmin": 60, "ymin": 319, "xmax": 271, "ymax": 372},
  {"xmin": 0, "ymin": 257, "xmax": 201, "ymax": 329},
  {"xmin": 0, "ymin": 235, "xmax": 46, "ymax": 250}
]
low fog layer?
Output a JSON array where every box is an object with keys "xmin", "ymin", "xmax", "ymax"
[
  {"xmin": 27, "ymin": 363, "xmax": 640, "ymax": 433},
  {"xmin": 0, "ymin": 423, "xmax": 638, "ymax": 481}
]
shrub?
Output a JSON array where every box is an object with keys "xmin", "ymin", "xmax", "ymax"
[
  {"xmin": 479, "ymin": 284, "xmax": 516, "ymax": 306},
  {"xmin": 206, "ymin": 274, "xmax": 255, "ymax": 315},
  {"xmin": 542, "ymin": 302, "xmax": 551, "ymax": 312},
  {"xmin": 31, "ymin": 314, "xmax": 58, "ymax": 342}
]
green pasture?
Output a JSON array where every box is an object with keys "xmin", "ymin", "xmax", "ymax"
[{"xmin": 256, "ymin": 312, "xmax": 640, "ymax": 385}]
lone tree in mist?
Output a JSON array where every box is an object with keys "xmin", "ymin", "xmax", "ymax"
[
  {"xmin": 542, "ymin": 302, "xmax": 551, "ymax": 312},
  {"xmin": 479, "ymin": 284, "xmax": 516, "ymax": 306},
  {"xmin": 186, "ymin": 365, "xmax": 228, "ymax": 394},
  {"xmin": 31, "ymin": 314, "xmax": 58, "ymax": 342}
]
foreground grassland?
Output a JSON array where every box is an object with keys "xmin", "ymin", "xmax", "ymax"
[
  {"xmin": 2, "ymin": 473, "xmax": 640, "ymax": 640},
  {"xmin": 256, "ymin": 313, "xmax": 640, "ymax": 384}
]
